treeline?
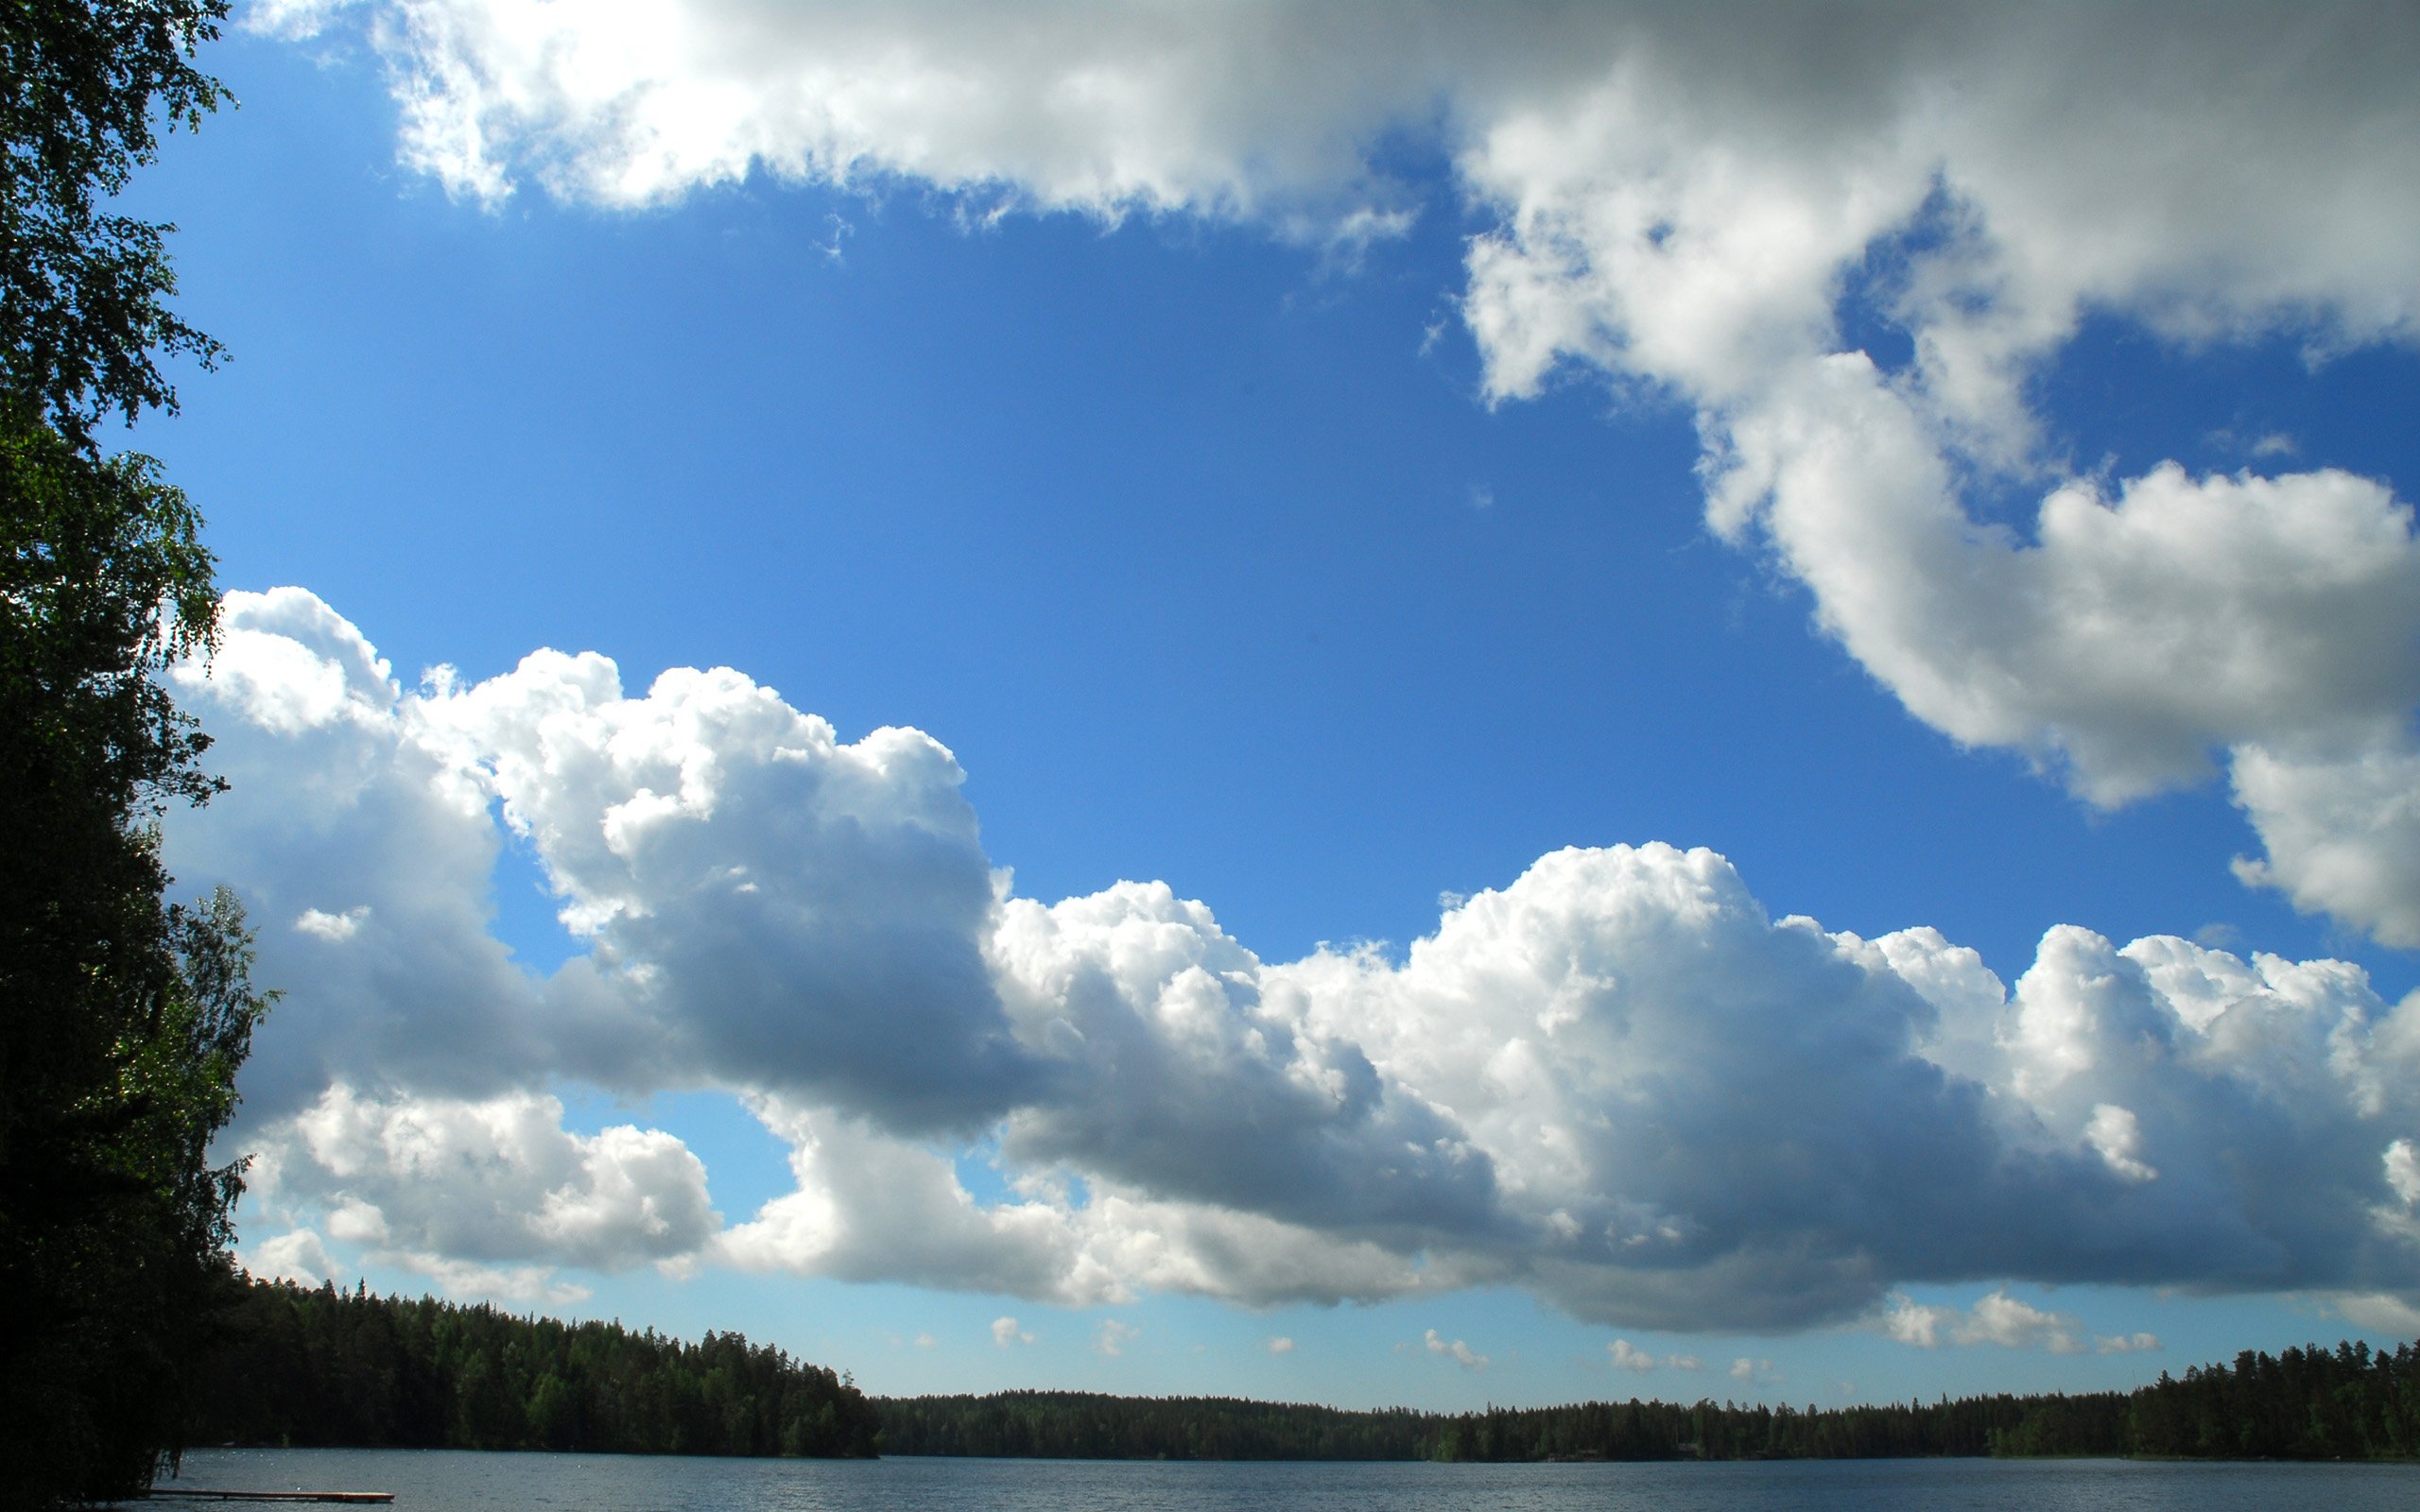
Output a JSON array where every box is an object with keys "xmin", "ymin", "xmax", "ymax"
[
  {"xmin": 1415, "ymin": 1391, "xmax": 2134, "ymax": 1461},
  {"xmin": 878, "ymin": 1339, "xmax": 2420, "ymax": 1463},
  {"xmin": 876, "ymin": 1392, "xmax": 1439, "ymax": 1459},
  {"xmin": 189, "ymin": 1278, "xmax": 880, "ymax": 1457},
  {"xmin": 193, "ymin": 1284, "xmax": 2420, "ymax": 1467},
  {"xmin": 2130, "ymin": 1343, "xmax": 2420, "ymax": 1459},
  {"xmin": 872, "ymin": 1387, "xmax": 2127, "ymax": 1461}
]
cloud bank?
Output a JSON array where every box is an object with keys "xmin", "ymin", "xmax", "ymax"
[
  {"xmin": 175, "ymin": 591, "xmax": 2420, "ymax": 1330},
  {"xmin": 249, "ymin": 0, "xmax": 2420, "ymax": 945}
]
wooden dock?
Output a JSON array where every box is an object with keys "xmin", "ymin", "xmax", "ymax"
[{"xmin": 145, "ymin": 1492, "xmax": 394, "ymax": 1504}]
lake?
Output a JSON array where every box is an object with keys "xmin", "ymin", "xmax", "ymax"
[{"xmin": 159, "ymin": 1448, "xmax": 2420, "ymax": 1511}]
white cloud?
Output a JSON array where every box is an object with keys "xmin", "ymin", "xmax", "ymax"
[
  {"xmin": 2097, "ymin": 1332, "xmax": 2161, "ymax": 1355},
  {"xmin": 717, "ymin": 1097, "xmax": 1091, "ymax": 1299},
  {"xmin": 1955, "ymin": 1291, "xmax": 2084, "ymax": 1355},
  {"xmin": 243, "ymin": 1228, "xmax": 337, "ymax": 1286},
  {"xmin": 991, "ymin": 1316, "xmax": 1032, "ymax": 1348},
  {"xmin": 1095, "ymin": 1318, "xmax": 1140, "ymax": 1358},
  {"xmin": 167, "ymin": 590, "xmax": 549, "ymax": 1122},
  {"xmin": 2389, "ymin": 1141, "xmax": 2420, "ymax": 1208},
  {"xmin": 252, "ymin": 5, "xmax": 2420, "ymax": 944},
  {"xmin": 293, "ymin": 906, "xmax": 369, "ymax": 941},
  {"xmin": 2326, "ymin": 1291, "xmax": 2420, "ymax": 1335},
  {"xmin": 417, "ymin": 642, "xmax": 1042, "ymax": 1129},
  {"xmin": 1731, "ymin": 1357, "xmax": 1773, "ymax": 1384},
  {"xmin": 1885, "ymin": 1290, "xmax": 2097, "ymax": 1355},
  {"xmin": 1267, "ymin": 1335, "xmax": 1294, "ymax": 1355},
  {"xmin": 1607, "ymin": 1338, "xmax": 1698, "ymax": 1374},
  {"xmin": 182, "ymin": 593, "xmax": 2420, "ymax": 1328},
  {"xmin": 242, "ymin": 1084, "xmax": 718, "ymax": 1294},
  {"xmin": 988, "ymin": 881, "xmax": 1497, "ymax": 1237},
  {"xmin": 1425, "ymin": 1330, "xmax": 1487, "ymax": 1370},
  {"xmin": 1881, "ymin": 1296, "xmax": 1953, "ymax": 1349},
  {"xmin": 2085, "ymin": 1105, "xmax": 2158, "ymax": 1184},
  {"xmin": 395, "ymin": 1254, "xmax": 593, "ymax": 1308},
  {"xmin": 2232, "ymin": 739, "xmax": 2420, "ymax": 948}
]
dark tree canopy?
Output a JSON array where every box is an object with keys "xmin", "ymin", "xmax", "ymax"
[
  {"xmin": 192, "ymin": 1280, "xmax": 883, "ymax": 1460},
  {"xmin": 0, "ymin": 4, "xmax": 257, "ymax": 1507},
  {"xmin": 877, "ymin": 1340, "xmax": 2420, "ymax": 1464}
]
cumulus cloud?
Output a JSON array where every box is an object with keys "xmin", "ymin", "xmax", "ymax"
[
  {"xmin": 1882, "ymin": 1297, "xmax": 1953, "ymax": 1350},
  {"xmin": 417, "ymin": 641, "xmax": 1043, "ymax": 1130},
  {"xmin": 717, "ymin": 1097, "xmax": 1091, "ymax": 1299},
  {"xmin": 246, "ymin": 1084, "xmax": 717, "ymax": 1280},
  {"xmin": 1095, "ymin": 1318, "xmax": 1140, "ymax": 1358},
  {"xmin": 1267, "ymin": 1335, "xmax": 1294, "ymax": 1355},
  {"xmin": 252, "ymin": 0, "xmax": 2420, "ymax": 942},
  {"xmin": 1608, "ymin": 1339, "xmax": 1698, "ymax": 1374},
  {"xmin": 182, "ymin": 593, "xmax": 2420, "ymax": 1330},
  {"xmin": 987, "ymin": 882, "xmax": 1499, "ymax": 1239},
  {"xmin": 1955, "ymin": 1292, "xmax": 2085, "ymax": 1355},
  {"xmin": 2328, "ymin": 1292, "xmax": 2420, "ymax": 1335},
  {"xmin": 242, "ymin": 1227, "xmax": 337, "ymax": 1286},
  {"xmin": 1443, "ymin": 8, "xmax": 2420, "ymax": 941},
  {"xmin": 2232, "ymin": 739, "xmax": 2420, "ymax": 948},
  {"xmin": 166, "ymin": 589, "xmax": 549, "ymax": 1121},
  {"xmin": 1888, "ymin": 1290, "xmax": 2145, "ymax": 1356},
  {"xmin": 992, "ymin": 1316, "xmax": 1033, "ymax": 1348},
  {"xmin": 1425, "ymin": 1330, "xmax": 1487, "ymax": 1370},
  {"xmin": 293, "ymin": 906, "xmax": 368, "ymax": 941}
]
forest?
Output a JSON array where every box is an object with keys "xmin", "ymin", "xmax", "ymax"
[
  {"xmin": 193, "ymin": 1279, "xmax": 2420, "ymax": 1463},
  {"xmin": 882, "ymin": 1340, "xmax": 2420, "ymax": 1462},
  {"xmin": 877, "ymin": 1385, "xmax": 2134, "ymax": 1460},
  {"xmin": 188, "ymin": 1279, "xmax": 881, "ymax": 1458}
]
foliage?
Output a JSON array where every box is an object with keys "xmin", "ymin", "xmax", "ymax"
[
  {"xmin": 873, "ymin": 1384, "xmax": 2132, "ymax": 1462},
  {"xmin": 876, "ymin": 1338, "xmax": 2420, "ymax": 1464},
  {"xmin": 187, "ymin": 1279, "xmax": 884, "ymax": 1459},
  {"xmin": 0, "ymin": 406, "xmax": 268, "ymax": 1506},
  {"xmin": 2127, "ymin": 1341, "xmax": 2420, "ymax": 1460},
  {"xmin": 189, "ymin": 1283, "xmax": 2420, "ymax": 1469},
  {"xmin": 1, "ymin": 3, "xmax": 251, "ymax": 1505},
  {"xmin": 1, "ymin": 0, "xmax": 228, "ymax": 435},
  {"xmin": 877, "ymin": 1390, "xmax": 1440, "ymax": 1460}
]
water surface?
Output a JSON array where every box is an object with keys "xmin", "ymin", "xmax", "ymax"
[{"xmin": 165, "ymin": 1447, "xmax": 2420, "ymax": 1512}]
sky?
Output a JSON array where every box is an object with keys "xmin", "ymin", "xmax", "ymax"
[{"xmin": 119, "ymin": 1, "xmax": 2420, "ymax": 1410}]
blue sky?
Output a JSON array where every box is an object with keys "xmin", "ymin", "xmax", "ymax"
[{"xmin": 133, "ymin": 5, "xmax": 2420, "ymax": 1409}]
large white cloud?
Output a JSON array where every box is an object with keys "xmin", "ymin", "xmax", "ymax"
[
  {"xmin": 177, "ymin": 591, "xmax": 2420, "ymax": 1324},
  {"xmin": 988, "ymin": 882, "xmax": 1499, "ymax": 1240},
  {"xmin": 242, "ymin": 1084, "xmax": 717, "ymax": 1291},
  {"xmin": 416, "ymin": 646, "xmax": 1043, "ymax": 1128},
  {"xmin": 167, "ymin": 588, "xmax": 551, "ymax": 1119},
  {"xmin": 250, "ymin": 0, "xmax": 2420, "ymax": 943},
  {"xmin": 1447, "ymin": 7, "xmax": 2420, "ymax": 941}
]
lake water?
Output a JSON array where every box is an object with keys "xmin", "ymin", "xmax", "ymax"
[{"xmin": 160, "ymin": 1448, "xmax": 2420, "ymax": 1512}]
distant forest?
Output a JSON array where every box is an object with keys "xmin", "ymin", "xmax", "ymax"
[
  {"xmin": 195, "ymin": 1280, "xmax": 2420, "ymax": 1463},
  {"xmin": 885, "ymin": 1337, "xmax": 2420, "ymax": 1462},
  {"xmin": 189, "ymin": 1279, "xmax": 880, "ymax": 1457}
]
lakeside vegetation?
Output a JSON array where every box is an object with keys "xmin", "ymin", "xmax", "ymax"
[
  {"xmin": 198, "ymin": 1278, "xmax": 2420, "ymax": 1464},
  {"xmin": 4, "ymin": 3, "xmax": 270, "ymax": 1505},
  {"xmin": 189, "ymin": 1279, "xmax": 881, "ymax": 1458},
  {"xmin": 883, "ymin": 1338, "xmax": 2420, "ymax": 1462}
]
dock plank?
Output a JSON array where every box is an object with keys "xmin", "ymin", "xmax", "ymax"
[{"xmin": 147, "ymin": 1492, "xmax": 394, "ymax": 1504}]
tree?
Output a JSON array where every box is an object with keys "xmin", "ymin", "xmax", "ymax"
[
  {"xmin": 0, "ymin": 4, "xmax": 261, "ymax": 1506},
  {"xmin": 3, "ymin": 0, "xmax": 229, "ymax": 434}
]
